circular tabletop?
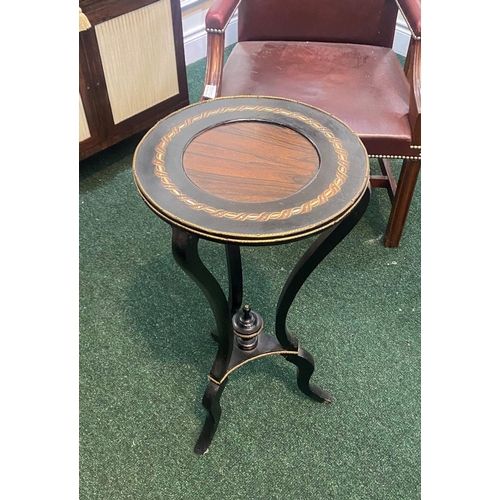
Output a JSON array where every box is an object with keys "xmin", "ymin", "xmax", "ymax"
[{"xmin": 133, "ymin": 96, "xmax": 369, "ymax": 244}]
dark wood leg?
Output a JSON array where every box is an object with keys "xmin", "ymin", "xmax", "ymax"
[
  {"xmin": 194, "ymin": 379, "xmax": 228, "ymax": 455},
  {"xmin": 226, "ymin": 244, "xmax": 243, "ymax": 315},
  {"xmin": 212, "ymin": 244, "xmax": 243, "ymax": 342},
  {"xmin": 171, "ymin": 227, "xmax": 233, "ymax": 380},
  {"xmin": 384, "ymin": 158, "xmax": 421, "ymax": 248},
  {"xmin": 171, "ymin": 226, "xmax": 234, "ymax": 453},
  {"xmin": 276, "ymin": 189, "xmax": 371, "ymax": 401}
]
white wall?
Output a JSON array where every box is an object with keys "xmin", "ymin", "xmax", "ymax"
[
  {"xmin": 394, "ymin": 12, "xmax": 411, "ymax": 56},
  {"xmin": 181, "ymin": 2, "xmax": 412, "ymax": 66}
]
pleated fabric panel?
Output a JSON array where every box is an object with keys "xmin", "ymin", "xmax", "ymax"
[{"xmin": 95, "ymin": 0, "xmax": 179, "ymax": 124}]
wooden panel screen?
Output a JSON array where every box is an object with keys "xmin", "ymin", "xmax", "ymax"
[
  {"xmin": 94, "ymin": 0, "xmax": 180, "ymax": 124},
  {"xmin": 79, "ymin": 93, "xmax": 91, "ymax": 142}
]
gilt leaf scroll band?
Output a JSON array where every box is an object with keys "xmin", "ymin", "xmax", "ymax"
[{"xmin": 152, "ymin": 105, "xmax": 350, "ymax": 222}]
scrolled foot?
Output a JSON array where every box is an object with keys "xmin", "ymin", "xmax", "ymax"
[
  {"xmin": 194, "ymin": 379, "xmax": 228, "ymax": 455},
  {"xmin": 283, "ymin": 347, "xmax": 332, "ymax": 404}
]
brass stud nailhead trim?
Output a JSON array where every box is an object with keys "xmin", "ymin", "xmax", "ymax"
[{"xmin": 369, "ymin": 154, "xmax": 421, "ymax": 160}]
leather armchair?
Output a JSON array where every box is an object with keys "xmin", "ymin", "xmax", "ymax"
[{"xmin": 202, "ymin": 0, "xmax": 421, "ymax": 248}]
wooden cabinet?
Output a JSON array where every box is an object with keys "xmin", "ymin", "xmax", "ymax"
[{"xmin": 79, "ymin": 0, "xmax": 189, "ymax": 160}]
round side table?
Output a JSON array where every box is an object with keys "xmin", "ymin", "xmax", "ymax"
[{"xmin": 133, "ymin": 96, "xmax": 370, "ymax": 454}]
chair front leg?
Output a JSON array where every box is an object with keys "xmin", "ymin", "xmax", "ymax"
[{"xmin": 383, "ymin": 158, "xmax": 421, "ymax": 248}]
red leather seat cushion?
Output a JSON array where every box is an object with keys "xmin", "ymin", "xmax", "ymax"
[{"xmin": 220, "ymin": 41, "xmax": 414, "ymax": 157}]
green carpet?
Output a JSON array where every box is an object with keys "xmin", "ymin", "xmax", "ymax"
[{"xmin": 80, "ymin": 47, "xmax": 420, "ymax": 499}]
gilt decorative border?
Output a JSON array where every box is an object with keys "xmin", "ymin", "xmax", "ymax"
[{"xmin": 152, "ymin": 105, "xmax": 349, "ymax": 222}]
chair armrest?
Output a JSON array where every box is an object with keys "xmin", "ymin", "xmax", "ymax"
[
  {"xmin": 206, "ymin": 0, "xmax": 240, "ymax": 31},
  {"xmin": 408, "ymin": 39, "xmax": 421, "ymax": 146},
  {"xmin": 395, "ymin": 0, "xmax": 421, "ymax": 39}
]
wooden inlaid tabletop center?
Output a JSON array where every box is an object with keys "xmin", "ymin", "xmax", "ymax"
[{"xmin": 182, "ymin": 121, "xmax": 320, "ymax": 203}]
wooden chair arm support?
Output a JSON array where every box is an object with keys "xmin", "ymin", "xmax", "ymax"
[
  {"xmin": 201, "ymin": 32, "xmax": 226, "ymax": 101},
  {"xmin": 394, "ymin": 0, "xmax": 421, "ymax": 39},
  {"xmin": 407, "ymin": 38, "xmax": 421, "ymax": 146},
  {"xmin": 201, "ymin": 0, "xmax": 241, "ymax": 101},
  {"xmin": 205, "ymin": 0, "xmax": 240, "ymax": 31}
]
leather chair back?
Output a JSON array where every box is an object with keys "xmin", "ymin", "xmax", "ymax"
[{"xmin": 238, "ymin": 0, "xmax": 399, "ymax": 47}]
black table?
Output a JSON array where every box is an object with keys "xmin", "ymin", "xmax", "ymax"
[{"xmin": 133, "ymin": 96, "xmax": 370, "ymax": 454}]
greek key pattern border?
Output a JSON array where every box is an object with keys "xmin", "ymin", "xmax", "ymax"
[{"xmin": 152, "ymin": 105, "xmax": 349, "ymax": 222}]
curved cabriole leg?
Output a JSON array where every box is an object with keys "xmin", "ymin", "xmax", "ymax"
[
  {"xmin": 276, "ymin": 189, "xmax": 371, "ymax": 401},
  {"xmin": 171, "ymin": 226, "xmax": 234, "ymax": 453},
  {"xmin": 226, "ymin": 243, "xmax": 243, "ymax": 315},
  {"xmin": 194, "ymin": 379, "xmax": 228, "ymax": 455},
  {"xmin": 171, "ymin": 226, "xmax": 233, "ymax": 380},
  {"xmin": 212, "ymin": 244, "xmax": 243, "ymax": 342}
]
